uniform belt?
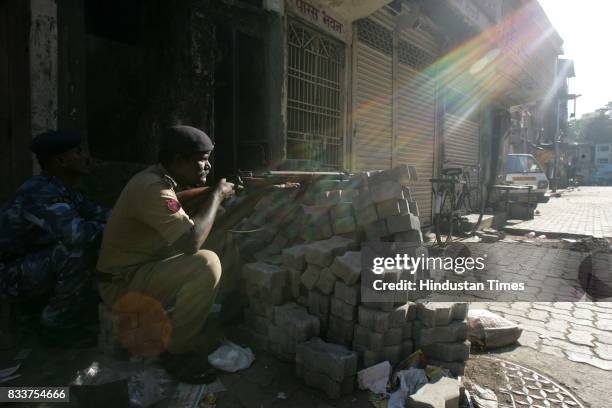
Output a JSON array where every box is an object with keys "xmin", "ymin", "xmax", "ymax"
[{"xmin": 96, "ymin": 271, "xmax": 114, "ymax": 283}]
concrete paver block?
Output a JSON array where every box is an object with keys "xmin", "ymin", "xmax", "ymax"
[
  {"xmin": 334, "ymin": 281, "xmax": 361, "ymax": 305},
  {"xmin": 295, "ymin": 362, "xmax": 355, "ymax": 399},
  {"xmin": 414, "ymin": 321, "xmax": 468, "ymax": 346},
  {"xmin": 333, "ymin": 216, "xmax": 357, "ymax": 234},
  {"xmin": 352, "ymin": 189, "xmax": 373, "ymax": 212},
  {"xmin": 273, "ymin": 303, "xmax": 320, "ymax": 342},
  {"xmin": 242, "ymin": 262, "xmax": 288, "ymax": 289},
  {"xmin": 289, "ymin": 268, "xmax": 302, "ymax": 299},
  {"xmin": 370, "ymin": 181, "xmax": 405, "ymax": 203},
  {"xmin": 394, "ymin": 230, "xmax": 424, "ymax": 244},
  {"xmin": 356, "ymin": 205, "xmax": 379, "ymax": 227},
  {"xmin": 308, "ymin": 290, "xmax": 331, "ymax": 317},
  {"xmin": 330, "ymin": 251, "xmax": 362, "ymax": 285},
  {"xmin": 375, "ymin": 199, "xmax": 411, "ymax": 219},
  {"xmin": 327, "ymin": 315, "xmax": 355, "ymax": 347},
  {"xmin": 331, "ymin": 203, "xmax": 353, "ymax": 219},
  {"xmin": 316, "ymin": 268, "xmax": 338, "ymax": 295},
  {"xmin": 421, "ymin": 340, "xmax": 471, "ymax": 362},
  {"xmin": 282, "ymin": 244, "xmax": 308, "ymax": 271},
  {"xmin": 300, "ymin": 264, "xmax": 322, "ymax": 290},
  {"xmin": 386, "ymin": 213, "xmax": 421, "ymax": 234},
  {"xmin": 305, "ymin": 236, "xmax": 356, "ymax": 267},
  {"xmin": 365, "ymin": 219, "xmax": 389, "ymax": 240},
  {"xmin": 296, "ymin": 337, "xmax": 358, "ymax": 381},
  {"xmin": 330, "ymin": 296, "xmax": 357, "ymax": 321},
  {"xmin": 358, "ymin": 306, "xmax": 391, "ymax": 333},
  {"xmin": 417, "ymin": 302, "xmax": 456, "ymax": 327}
]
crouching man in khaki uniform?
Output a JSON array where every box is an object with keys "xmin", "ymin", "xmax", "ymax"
[{"xmin": 97, "ymin": 125, "xmax": 234, "ymax": 382}]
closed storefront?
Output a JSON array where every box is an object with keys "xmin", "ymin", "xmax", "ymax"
[{"xmin": 353, "ymin": 6, "xmax": 440, "ymax": 225}]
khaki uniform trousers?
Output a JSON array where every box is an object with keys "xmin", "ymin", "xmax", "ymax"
[{"xmin": 99, "ymin": 249, "xmax": 222, "ymax": 354}]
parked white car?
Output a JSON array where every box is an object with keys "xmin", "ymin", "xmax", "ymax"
[{"xmin": 504, "ymin": 154, "xmax": 549, "ymax": 202}]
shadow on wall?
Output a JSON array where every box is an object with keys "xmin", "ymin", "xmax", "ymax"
[{"xmin": 80, "ymin": 159, "xmax": 147, "ymax": 208}]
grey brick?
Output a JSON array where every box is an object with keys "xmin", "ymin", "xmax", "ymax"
[
  {"xmin": 313, "ymin": 216, "xmax": 333, "ymax": 240},
  {"xmin": 330, "ymin": 297, "xmax": 357, "ymax": 321},
  {"xmin": 289, "ymin": 268, "xmax": 302, "ymax": 299},
  {"xmin": 327, "ymin": 315, "xmax": 355, "ymax": 347},
  {"xmin": 331, "ymin": 203, "xmax": 353, "ymax": 219},
  {"xmin": 250, "ymin": 298, "xmax": 275, "ymax": 320},
  {"xmin": 353, "ymin": 324, "xmax": 384, "ymax": 352},
  {"xmin": 408, "ymin": 200, "xmax": 419, "ymax": 216},
  {"xmin": 356, "ymin": 205, "xmax": 378, "ymax": 227},
  {"xmin": 330, "ymin": 251, "xmax": 362, "ymax": 285},
  {"xmin": 452, "ymin": 302, "xmax": 469, "ymax": 321},
  {"xmin": 352, "ymin": 344, "xmax": 384, "ymax": 368},
  {"xmin": 370, "ymin": 181, "xmax": 405, "ymax": 203},
  {"xmin": 384, "ymin": 327, "xmax": 403, "ymax": 346},
  {"xmin": 300, "ymin": 264, "xmax": 322, "ymax": 290},
  {"xmin": 315, "ymin": 190, "xmax": 346, "ymax": 206},
  {"xmin": 413, "ymin": 321, "xmax": 468, "ymax": 346},
  {"xmin": 334, "ymin": 281, "xmax": 360, "ymax": 305},
  {"xmin": 382, "ymin": 344, "xmax": 402, "ymax": 365},
  {"xmin": 391, "ymin": 303, "xmax": 417, "ymax": 327},
  {"xmin": 332, "ymin": 216, "xmax": 357, "ymax": 234},
  {"xmin": 401, "ymin": 339, "xmax": 414, "ymax": 357},
  {"xmin": 364, "ymin": 220, "xmax": 389, "ymax": 240},
  {"xmin": 402, "ymin": 322, "xmax": 413, "ymax": 340},
  {"xmin": 316, "ymin": 268, "xmax": 338, "ymax": 295},
  {"xmin": 242, "ymin": 262, "xmax": 288, "ymax": 289},
  {"xmin": 386, "ymin": 213, "xmax": 421, "ymax": 234},
  {"xmin": 417, "ymin": 302, "xmax": 456, "ymax": 327},
  {"xmin": 421, "ymin": 340, "xmax": 471, "ymax": 362},
  {"xmin": 244, "ymin": 308, "xmax": 272, "ymax": 336},
  {"xmin": 295, "ymin": 362, "xmax": 355, "ymax": 399},
  {"xmin": 296, "ymin": 338, "xmax": 358, "ymax": 381},
  {"xmin": 308, "ymin": 290, "xmax": 331, "ymax": 316},
  {"xmin": 375, "ymin": 199, "xmax": 410, "ymax": 219},
  {"xmin": 393, "ymin": 230, "xmax": 424, "ymax": 244},
  {"xmin": 358, "ymin": 306, "xmax": 390, "ymax": 333},
  {"xmin": 352, "ymin": 189, "xmax": 373, "ymax": 212},
  {"xmin": 305, "ymin": 236, "xmax": 356, "ymax": 267},
  {"xmin": 273, "ymin": 303, "xmax": 320, "ymax": 342},
  {"xmin": 282, "ymin": 245, "xmax": 308, "ymax": 271}
]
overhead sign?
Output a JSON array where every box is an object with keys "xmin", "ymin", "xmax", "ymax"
[{"xmin": 286, "ymin": 0, "xmax": 351, "ymax": 43}]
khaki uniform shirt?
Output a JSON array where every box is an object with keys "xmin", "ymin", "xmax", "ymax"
[{"xmin": 97, "ymin": 165, "xmax": 194, "ymax": 276}]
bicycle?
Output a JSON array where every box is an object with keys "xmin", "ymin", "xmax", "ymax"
[{"xmin": 430, "ymin": 167, "xmax": 476, "ymax": 247}]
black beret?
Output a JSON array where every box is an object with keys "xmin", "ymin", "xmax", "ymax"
[
  {"xmin": 160, "ymin": 125, "xmax": 214, "ymax": 156},
  {"xmin": 30, "ymin": 131, "xmax": 82, "ymax": 160}
]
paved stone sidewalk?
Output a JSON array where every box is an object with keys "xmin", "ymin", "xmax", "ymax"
[
  {"xmin": 473, "ymin": 301, "xmax": 612, "ymax": 371},
  {"xmin": 504, "ymin": 187, "xmax": 612, "ymax": 238}
]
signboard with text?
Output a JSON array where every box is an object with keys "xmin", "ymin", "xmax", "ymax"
[{"xmin": 286, "ymin": 0, "xmax": 351, "ymax": 43}]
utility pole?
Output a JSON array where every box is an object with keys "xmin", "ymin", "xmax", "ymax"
[{"xmin": 551, "ymin": 59, "xmax": 560, "ymax": 192}]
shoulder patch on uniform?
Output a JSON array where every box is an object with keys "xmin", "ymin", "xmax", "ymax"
[{"xmin": 166, "ymin": 199, "xmax": 181, "ymax": 214}]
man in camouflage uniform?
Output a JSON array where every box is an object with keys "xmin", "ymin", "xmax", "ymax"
[{"xmin": 0, "ymin": 131, "xmax": 109, "ymax": 341}]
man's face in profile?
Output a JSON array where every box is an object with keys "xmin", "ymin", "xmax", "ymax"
[
  {"xmin": 176, "ymin": 151, "xmax": 212, "ymax": 186},
  {"xmin": 56, "ymin": 146, "xmax": 90, "ymax": 176}
]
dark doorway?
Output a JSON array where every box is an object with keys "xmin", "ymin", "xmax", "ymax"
[{"xmin": 213, "ymin": 26, "xmax": 266, "ymax": 181}]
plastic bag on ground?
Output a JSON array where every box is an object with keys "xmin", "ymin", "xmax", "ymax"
[
  {"xmin": 357, "ymin": 361, "xmax": 391, "ymax": 393},
  {"xmin": 388, "ymin": 368, "xmax": 428, "ymax": 408},
  {"xmin": 207, "ymin": 341, "xmax": 254, "ymax": 372},
  {"xmin": 467, "ymin": 309, "xmax": 523, "ymax": 349}
]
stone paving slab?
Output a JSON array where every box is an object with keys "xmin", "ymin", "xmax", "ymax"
[{"xmin": 504, "ymin": 187, "xmax": 612, "ymax": 238}]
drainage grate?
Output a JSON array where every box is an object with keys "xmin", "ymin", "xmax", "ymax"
[{"xmin": 496, "ymin": 359, "xmax": 584, "ymax": 408}]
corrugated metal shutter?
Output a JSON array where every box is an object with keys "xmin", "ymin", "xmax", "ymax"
[
  {"xmin": 397, "ymin": 66, "xmax": 436, "ymax": 226},
  {"xmin": 395, "ymin": 25, "xmax": 439, "ymax": 226},
  {"xmin": 354, "ymin": 41, "xmax": 393, "ymax": 170},
  {"xmin": 444, "ymin": 113, "xmax": 480, "ymax": 206}
]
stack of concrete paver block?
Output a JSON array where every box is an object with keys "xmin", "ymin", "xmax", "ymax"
[
  {"xmin": 352, "ymin": 302, "xmax": 416, "ymax": 367},
  {"xmin": 352, "ymin": 165, "xmax": 423, "ymax": 244},
  {"xmin": 414, "ymin": 302, "xmax": 470, "ymax": 376},
  {"xmin": 296, "ymin": 338, "xmax": 358, "ymax": 398},
  {"xmin": 303, "ymin": 236, "xmax": 358, "ymax": 334},
  {"xmin": 241, "ymin": 261, "xmax": 292, "ymax": 350},
  {"xmin": 234, "ymin": 166, "xmax": 472, "ymax": 398}
]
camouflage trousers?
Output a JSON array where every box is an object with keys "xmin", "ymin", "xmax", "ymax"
[{"xmin": 0, "ymin": 243, "xmax": 96, "ymax": 329}]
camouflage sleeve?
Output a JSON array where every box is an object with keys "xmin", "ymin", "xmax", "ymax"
[
  {"xmin": 76, "ymin": 193, "xmax": 111, "ymax": 223},
  {"xmin": 22, "ymin": 189, "xmax": 105, "ymax": 248}
]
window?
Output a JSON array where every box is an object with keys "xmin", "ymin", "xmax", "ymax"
[
  {"xmin": 598, "ymin": 145, "xmax": 610, "ymax": 152},
  {"xmin": 286, "ymin": 21, "xmax": 344, "ymax": 170},
  {"xmin": 506, "ymin": 155, "xmax": 544, "ymax": 173},
  {"xmin": 598, "ymin": 158, "xmax": 610, "ymax": 164}
]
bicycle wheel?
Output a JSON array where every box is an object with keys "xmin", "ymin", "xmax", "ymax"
[{"xmin": 435, "ymin": 188, "xmax": 454, "ymax": 247}]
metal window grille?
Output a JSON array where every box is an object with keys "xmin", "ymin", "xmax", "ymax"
[
  {"xmin": 356, "ymin": 19, "xmax": 393, "ymax": 56},
  {"xmin": 287, "ymin": 21, "xmax": 345, "ymax": 170},
  {"xmin": 398, "ymin": 40, "xmax": 435, "ymax": 71}
]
